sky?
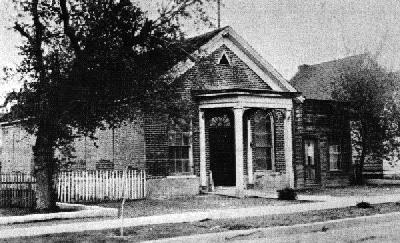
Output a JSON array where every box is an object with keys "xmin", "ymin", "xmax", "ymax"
[{"xmin": 1, "ymin": 0, "xmax": 400, "ymax": 101}]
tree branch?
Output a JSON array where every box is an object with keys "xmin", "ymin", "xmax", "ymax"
[
  {"xmin": 14, "ymin": 22, "xmax": 33, "ymax": 42},
  {"xmin": 59, "ymin": 0, "xmax": 81, "ymax": 55},
  {"xmin": 31, "ymin": 0, "xmax": 46, "ymax": 82},
  {"xmin": 154, "ymin": 0, "xmax": 195, "ymax": 27}
]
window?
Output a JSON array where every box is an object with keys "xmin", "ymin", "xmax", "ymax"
[
  {"xmin": 253, "ymin": 110, "xmax": 274, "ymax": 171},
  {"xmin": 209, "ymin": 114, "xmax": 231, "ymax": 128},
  {"xmin": 168, "ymin": 131, "xmax": 191, "ymax": 175},
  {"xmin": 218, "ymin": 54, "xmax": 230, "ymax": 65},
  {"xmin": 329, "ymin": 144, "xmax": 341, "ymax": 171}
]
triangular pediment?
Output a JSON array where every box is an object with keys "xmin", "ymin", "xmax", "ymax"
[{"xmin": 168, "ymin": 27, "xmax": 298, "ymax": 93}]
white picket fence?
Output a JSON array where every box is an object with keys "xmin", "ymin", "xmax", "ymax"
[
  {"xmin": 57, "ymin": 170, "xmax": 146, "ymax": 203},
  {"xmin": 0, "ymin": 170, "xmax": 147, "ymax": 207},
  {"xmin": 0, "ymin": 173, "xmax": 36, "ymax": 208}
]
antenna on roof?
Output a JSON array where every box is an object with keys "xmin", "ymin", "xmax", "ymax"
[{"xmin": 217, "ymin": 0, "xmax": 221, "ymax": 29}]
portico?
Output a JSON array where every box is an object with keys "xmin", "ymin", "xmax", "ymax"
[{"xmin": 196, "ymin": 89, "xmax": 298, "ymax": 192}]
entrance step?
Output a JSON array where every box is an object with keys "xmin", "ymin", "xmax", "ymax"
[{"xmin": 207, "ymin": 187, "xmax": 278, "ymax": 199}]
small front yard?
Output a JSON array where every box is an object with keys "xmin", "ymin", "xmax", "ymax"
[
  {"xmin": 0, "ymin": 208, "xmax": 34, "ymax": 217},
  {"xmin": 5, "ymin": 201, "xmax": 400, "ymax": 243},
  {"xmin": 298, "ymin": 185, "xmax": 400, "ymax": 197},
  {"xmin": 91, "ymin": 194, "xmax": 303, "ymax": 218}
]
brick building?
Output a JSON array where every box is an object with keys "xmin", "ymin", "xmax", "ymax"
[{"xmin": 0, "ymin": 27, "xmax": 355, "ymax": 196}]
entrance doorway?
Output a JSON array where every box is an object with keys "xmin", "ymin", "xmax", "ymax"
[
  {"xmin": 208, "ymin": 112, "xmax": 235, "ymax": 186},
  {"xmin": 303, "ymin": 138, "xmax": 320, "ymax": 185}
]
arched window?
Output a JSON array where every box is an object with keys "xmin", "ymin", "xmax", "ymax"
[
  {"xmin": 253, "ymin": 110, "xmax": 274, "ymax": 171},
  {"xmin": 209, "ymin": 114, "xmax": 231, "ymax": 128}
]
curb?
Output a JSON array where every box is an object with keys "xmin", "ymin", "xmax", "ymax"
[
  {"xmin": 0, "ymin": 203, "xmax": 117, "ymax": 225},
  {"xmin": 147, "ymin": 211, "xmax": 400, "ymax": 243}
]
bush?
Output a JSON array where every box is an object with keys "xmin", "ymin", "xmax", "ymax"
[
  {"xmin": 356, "ymin": 201, "xmax": 373, "ymax": 208},
  {"xmin": 277, "ymin": 188, "xmax": 297, "ymax": 200}
]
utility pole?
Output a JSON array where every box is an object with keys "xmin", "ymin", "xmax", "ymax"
[{"xmin": 217, "ymin": 0, "xmax": 221, "ymax": 29}]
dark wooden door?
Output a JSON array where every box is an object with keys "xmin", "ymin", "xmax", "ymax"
[
  {"xmin": 209, "ymin": 114, "xmax": 235, "ymax": 186},
  {"xmin": 304, "ymin": 138, "xmax": 320, "ymax": 184}
]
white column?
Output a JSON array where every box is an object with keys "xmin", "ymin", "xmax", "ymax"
[
  {"xmin": 247, "ymin": 118, "xmax": 253, "ymax": 184},
  {"xmin": 284, "ymin": 109, "xmax": 295, "ymax": 188},
  {"xmin": 234, "ymin": 107, "xmax": 245, "ymax": 190},
  {"xmin": 189, "ymin": 120, "xmax": 194, "ymax": 174},
  {"xmin": 199, "ymin": 109, "xmax": 207, "ymax": 188}
]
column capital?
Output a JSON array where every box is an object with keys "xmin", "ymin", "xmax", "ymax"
[
  {"xmin": 285, "ymin": 109, "xmax": 292, "ymax": 120},
  {"xmin": 199, "ymin": 109, "xmax": 205, "ymax": 119},
  {"xmin": 233, "ymin": 106, "xmax": 244, "ymax": 110}
]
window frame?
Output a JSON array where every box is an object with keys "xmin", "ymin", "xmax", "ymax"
[
  {"xmin": 252, "ymin": 110, "xmax": 275, "ymax": 172},
  {"xmin": 328, "ymin": 142, "xmax": 342, "ymax": 172},
  {"xmin": 168, "ymin": 130, "xmax": 192, "ymax": 176},
  {"xmin": 217, "ymin": 51, "xmax": 231, "ymax": 66}
]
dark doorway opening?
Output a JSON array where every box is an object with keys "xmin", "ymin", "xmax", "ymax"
[
  {"xmin": 208, "ymin": 111, "xmax": 235, "ymax": 186},
  {"xmin": 303, "ymin": 138, "xmax": 320, "ymax": 185}
]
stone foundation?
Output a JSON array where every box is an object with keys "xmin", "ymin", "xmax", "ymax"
[
  {"xmin": 147, "ymin": 176, "xmax": 200, "ymax": 199},
  {"xmin": 253, "ymin": 171, "xmax": 289, "ymax": 191}
]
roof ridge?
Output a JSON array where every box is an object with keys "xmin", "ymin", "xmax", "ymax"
[
  {"xmin": 185, "ymin": 26, "xmax": 230, "ymax": 41},
  {"xmin": 299, "ymin": 53, "xmax": 369, "ymax": 69}
]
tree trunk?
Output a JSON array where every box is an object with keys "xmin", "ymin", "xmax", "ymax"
[
  {"xmin": 354, "ymin": 142, "xmax": 367, "ymax": 185},
  {"xmin": 33, "ymin": 125, "xmax": 58, "ymax": 211}
]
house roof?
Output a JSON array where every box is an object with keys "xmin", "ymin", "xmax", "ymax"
[
  {"xmin": 168, "ymin": 26, "xmax": 300, "ymax": 95},
  {"xmin": 290, "ymin": 54, "xmax": 369, "ymax": 100},
  {"xmin": 181, "ymin": 27, "xmax": 230, "ymax": 54}
]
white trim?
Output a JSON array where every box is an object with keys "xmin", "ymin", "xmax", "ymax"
[
  {"xmin": 270, "ymin": 113, "xmax": 275, "ymax": 171},
  {"xmin": 166, "ymin": 27, "xmax": 299, "ymax": 93},
  {"xmin": 166, "ymin": 175, "xmax": 197, "ymax": 179},
  {"xmin": 247, "ymin": 118, "xmax": 253, "ymax": 184},
  {"xmin": 199, "ymin": 95, "xmax": 293, "ymax": 110},
  {"xmin": 221, "ymin": 40, "xmax": 283, "ymax": 91},
  {"xmin": 189, "ymin": 120, "xmax": 194, "ymax": 174},
  {"xmin": 199, "ymin": 110, "xmax": 207, "ymax": 187},
  {"xmin": 284, "ymin": 109, "xmax": 295, "ymax": 188},
  {"xmin": 226, "ymin": 28, "xmax": 297, "ymax": 92},
  {"xmin": 233, "ymin": 107, "xmax": 245, "ymax": 191}
]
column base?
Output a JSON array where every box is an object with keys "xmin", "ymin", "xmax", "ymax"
[
  {"xmin": 246, "ymin": 184, "xmax": 254, "ymax": 189},
  {"xmin": 235, "ymin": 189, "xmax": 246, "ymax": 198},
  {"xmin": 200, "ymin": 186, "xmax": 208, "ymax": 193}
]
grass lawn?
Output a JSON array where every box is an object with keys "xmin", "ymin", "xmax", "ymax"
[
  {"xmin": 298, "ymin": 185, "xmax": 400, "ymax": 197},
  {"xmin": 0, "ymin": 207, "xmax": 80, "ymax": 217},
  {"xmin": 0, "ymin": 208, "xmax": 34, "ymax": 217},
  {"xmin": 88, "ymin": 194, "xmax": 303, "ymax": 218},
  {"xmin": 4, "ymin": 201, "xmax": 400, "ymax": 243}
]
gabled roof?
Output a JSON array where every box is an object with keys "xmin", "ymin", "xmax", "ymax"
[
  {"xmin": 169, "ymin": 26, "xmax": 299, "ymax": 94},
  {"xmin": 181, "ymin": 27, "xmax": 230, "ymax": 54},
  {"xmin": 290, "ymin": 54, "xmax": 369, "ymax": 100}
]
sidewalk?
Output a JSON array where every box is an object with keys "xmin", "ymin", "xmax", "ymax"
[
  {"xmin": 147, "ymin": 212, "xmax": 400, "ymax": 243},
  {"xmin": 1, "ymin": 193, "xmax": 400, "ymax": 239}
]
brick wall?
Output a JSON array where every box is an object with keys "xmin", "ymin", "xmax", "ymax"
[
  {"xmin": 63, "ymin": 121, "xmax": 145, "ymax": 171},
  {"xmin": 146, "ymin": 177, "xmax": 200, "ymax": 199},
  {"xmin": 0, "ymin": 124, "xmax": 35, "ymax": 173},
  {"xmin": 293, "ymin": 100, "xmax": 352, "ymax": 189},
  {"xmin": 143, "ymin": 115, "xmax": 170, "ymax": 176},
  {"xmin": 248, "ymin": 109, "xmax": 288, "ymax": 190},
  {"xmin": 0, "ymin": 121, "xmax": 145, "ymax": 173},
  {"xmin": 144, "ymin": 44, "xmax": 273, "ymax": 178}
]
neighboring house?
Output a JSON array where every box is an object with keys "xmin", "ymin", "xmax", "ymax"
[
  {"xmin": 290, "ymin": 54, "xmax": 381, "ymax": 184},
  {"xmin": 0, "ymin": 27, "xmax": 356, "ymax": 197},
  {"xmin": 0, "ymin": 121, "xmax": 35, "ymax": 173}
]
